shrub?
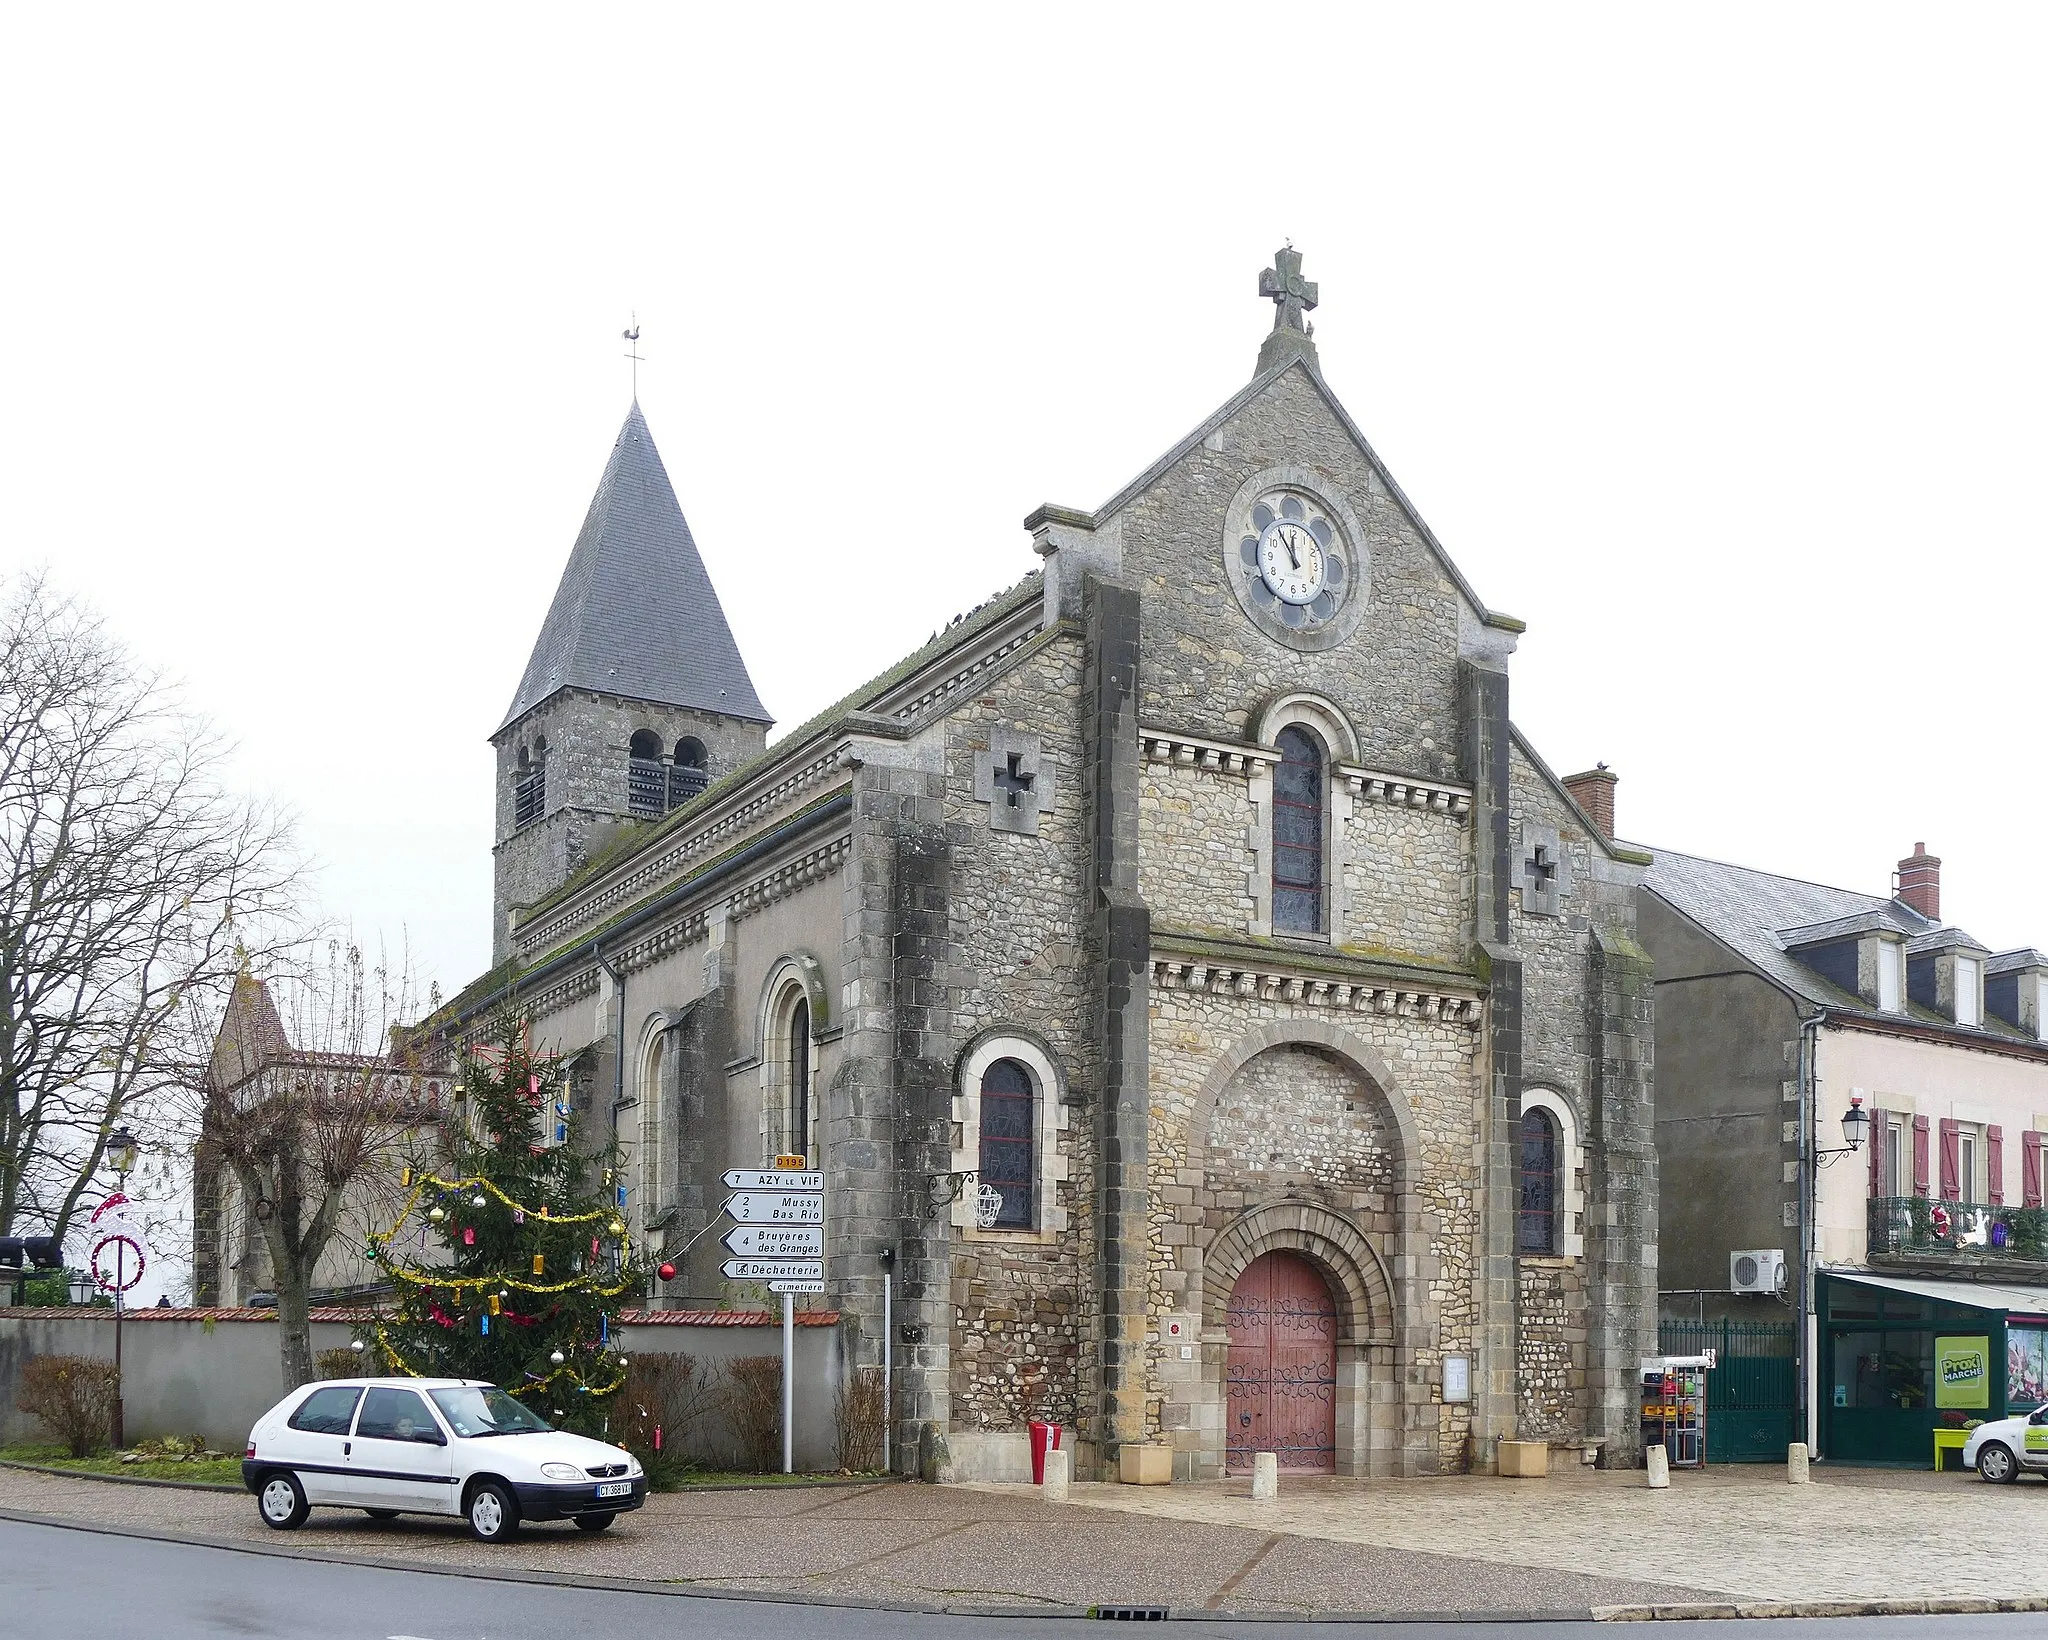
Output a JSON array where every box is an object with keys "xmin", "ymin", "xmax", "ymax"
[
  {"xmin": 617, "ymin": 1352, "xmax": 714, "ymax": 1490},
  {"xmin": 722, "ymin": 1355, "xmax": 784, "ymax": 1473},
  {"xmin": 835, "ymin": 1365, "xmax": 885, "ymax": 1472},
  {"xmin": 315, "ymin": 1348, "xmax": 363, "ymax": 1380},
  {"xmin": 16, "ymin": 1356, "xmax": 122, "ymax": 1457}
]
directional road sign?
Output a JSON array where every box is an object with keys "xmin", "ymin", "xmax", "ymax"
[
  {"xmin": 724, "ymin": 1192, "xmax": 824, "ymax": 1225},
  {"xmin": 768, "ymin": 1279, "xmax": 825, "ymax": 1295},
  {"xmin": 722, "ymin": 1225, "xmax": 824, "ymax": 1258},
  {"xmin": 721, "ymin": 1258, "xmax": 824, "ymax": 1282},
  {"xmin": 723, "ymin": 1170, "xmax": 822, "ymax": 1193}
]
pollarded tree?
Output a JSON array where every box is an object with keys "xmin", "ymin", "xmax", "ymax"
[
  {"xmin": 369, "ymin": 1024, "xmax": 642, "ymax": 1426},
  {"xmin": 189, "ymin": 943, "xmax": 443, "ymax": 1389}
]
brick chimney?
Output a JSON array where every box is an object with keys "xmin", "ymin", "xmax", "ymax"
[
  {"xmin": 1897, "ymin": 842, "xmax": 1941, "ymax": 920},
  {"xmin": 1563, "ymin": 765, "xmax": 1617, "ymax": 839}
]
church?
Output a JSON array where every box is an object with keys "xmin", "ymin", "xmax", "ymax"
[{"xmin": 440, "ymin": 251, "xmax": 1659, "ymax": 1480}]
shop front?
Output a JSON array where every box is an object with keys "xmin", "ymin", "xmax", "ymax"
[{"xmin": 1819, "ymin": 1272, "xmax": 2048, "ymax": 1464}]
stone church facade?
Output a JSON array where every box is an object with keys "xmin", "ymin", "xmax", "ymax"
[{"xmin": 441, "ymin": 254, "xmax": 1658, "ymax": 1479}]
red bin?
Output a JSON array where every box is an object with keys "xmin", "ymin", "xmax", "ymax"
[{"xmin": 1029, "ymin": 1419, "xmax": 1063, "ymax": 1484}]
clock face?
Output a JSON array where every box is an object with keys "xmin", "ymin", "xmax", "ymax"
[
  {"xmin": 1236, "ymin": 491, "xmax": 1347, "ymax": 630},
  {"xmin": 1257, "ymin": 516, "xmax": 1326, "ymax": 604}
]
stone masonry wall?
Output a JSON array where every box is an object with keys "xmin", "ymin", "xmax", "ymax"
[
  {"xmin": 1207, "ymin": 1046, "xmax": 1396, "ymax": 1196},
  {"xmin": 1342, "ymin": 801, "xmax": 1472, "ymax": 965},
  {"xmin": 931, "ymin": 632, "xmax": 1097, "ymax": 1441},
  {"xmin": 1516, "ymin": 1257, "xmax": 1587, "ymax": 1441},
  {"xmin": 1148, "ymin": 987, "xmax": 1482, "ymax": 1473},
  {"xmin": 1138, "ymin": 760, "xmax": 1256, "ymax": 938}
]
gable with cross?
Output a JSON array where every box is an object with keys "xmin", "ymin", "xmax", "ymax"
[
  {"xmin": 1515, "ymin": 821, "xmax": 1571, "ymax": 917},
  {"xmin": 973, "ymin": 726, "xmax": 1058, "ymax": 835}
]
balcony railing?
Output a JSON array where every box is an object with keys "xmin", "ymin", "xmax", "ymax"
[{"xmin": 1868, "ymin": 1195, "xmax": 2048, "ymax": 1263}]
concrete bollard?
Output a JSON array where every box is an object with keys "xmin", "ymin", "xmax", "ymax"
[
  {"xmin": 1251, "ymin": 1451, "xmax": 1278, "ymax": 1501},
  {"xmin": 1787, "ymin": 1442, "xmax": 1809, "ymax": 1483},
  {"xmin": 1041, "ymin": 1446, "xmax": 1070, "ymax": 1501},
  {"xmin": 1645, "ymin": 1444, "xmax": 1670, "ymax": 1489}
]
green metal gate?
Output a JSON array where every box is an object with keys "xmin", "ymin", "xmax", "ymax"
[{"xmin": 1659, "ymin": 1319, "xmax": 1797, "ymax": 1462}]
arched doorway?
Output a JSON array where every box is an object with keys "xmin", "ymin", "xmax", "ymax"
[{"xmin": 1226, "ymin": 1250, "xmax": 1337, "ymax": 1473}]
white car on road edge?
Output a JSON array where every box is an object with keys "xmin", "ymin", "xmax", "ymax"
[
  {"xmin": 241, "ymin": 1376, "xmax": 645, "ymax": 1541},
  {"xmin": 1962, "ymin": 1404, "xmax": 2048, "ymax": 1483}
]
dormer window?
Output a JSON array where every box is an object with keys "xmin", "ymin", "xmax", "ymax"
[
  {"xmin": 1877, "ymin": 940, "xmax": 1903, "ymax": 1013},
  {"xmin": 1957, "ymin": 956, "xmax": 1983, "ymax": 1028}
]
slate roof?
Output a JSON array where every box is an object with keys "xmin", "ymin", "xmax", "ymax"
[
  {"xmin": 1640, "ymin": 845, "xmax": 2043, "ymax": 1047},
  {"xmin": 1639, "ymin": 844, "xmax": 1935, "ymax": 1009},
  {"xmin": 497, "ymin": 403, "xmax": 770, "ymax": 735}
]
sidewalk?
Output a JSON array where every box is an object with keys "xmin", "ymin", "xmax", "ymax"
[
  {"xmin": 2, "ymin": 1461, "xmax": 2038, "ymax": 1617},
  {"xmin": 0, "ymin": 1467, "xmax": 1711, "ymax": 1617}
]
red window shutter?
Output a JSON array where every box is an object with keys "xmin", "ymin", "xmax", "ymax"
[
  {"xmin": 2027, "ymin": 1131, "xmax": 2044, "ymax": 1209},
  {"xmin": 1940, "ymin": 1118, "xmax": 1961, "ymax": 1201},
  {"xmin": 1868, "ymin": 1112, "xmax": 1883, "ymax": 1196},
  {"xmin": 1913, "ymin": 1115, "xmax": 1931, "ymax": 1196},
  {"xmin": 1990, "ymin": 1125, "xmax": 2006, "ymax": 1205}
]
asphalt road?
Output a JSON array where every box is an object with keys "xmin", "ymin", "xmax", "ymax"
[{"xmin": 10, "ymin": 1517, "xmax": 2048, "ymax": 1640}]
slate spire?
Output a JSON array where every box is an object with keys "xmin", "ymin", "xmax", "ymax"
[{"xmin": 498, "ymin": 403, "xmax": 770, "ymax": 734}]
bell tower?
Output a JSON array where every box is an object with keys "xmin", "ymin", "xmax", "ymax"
[{"xmin": 491, "ymin": 403, "xmax": 770, "ymax": 962}]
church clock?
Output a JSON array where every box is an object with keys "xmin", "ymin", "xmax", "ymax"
[{"xmin": 1221, "ymin": 468, "xmax": 1369, "ymax": 653}]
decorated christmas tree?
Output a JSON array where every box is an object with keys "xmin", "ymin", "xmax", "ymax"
[{"xmin": 368, "ymin": 1026, "xmax": 642, "ymax": 1424}]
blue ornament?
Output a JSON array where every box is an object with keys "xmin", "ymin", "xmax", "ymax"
[{"xmin": 481, "ymin": 1316, "xmax": 490, "ymax": 1336}]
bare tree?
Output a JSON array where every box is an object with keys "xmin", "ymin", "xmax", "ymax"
[
  {"xmin": 188, "ymin": 942, "xmax": 446, "ymax": 1389},
  {"xmin": 0, "ymin": 576, "xmax": 299, "ymax": 1248}
]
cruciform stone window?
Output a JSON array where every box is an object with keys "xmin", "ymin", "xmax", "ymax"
[
  {"xmin": 1515, "ymin": 821, "xmax": 1569, "ymax": 917},
  {"xmin": 973, "ymin": 727, "xmax": 1057, "ymax": 835}
]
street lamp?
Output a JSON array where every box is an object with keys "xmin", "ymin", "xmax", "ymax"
[
  {"xmin": 105, "ymin": 1125, "xmax": 138, "ymax": 1449},
  {"xmin": 1839, "ymin": 1096, "xmax": 1870, "ymax": 1154}
]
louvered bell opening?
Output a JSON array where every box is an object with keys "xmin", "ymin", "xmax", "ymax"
[
  {"xmin": 668, "ymin": 764, "xmax": 708, "ymax": 807},
  {"xmin": 627, "ymin": 757, "xmax": 667, "ymax": 817},
  {"xmin": 513, "ymin": 770, "xmax": 546, "ymax": 830}
]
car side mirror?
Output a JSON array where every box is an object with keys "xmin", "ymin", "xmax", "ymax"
[
  {"xmin": 2031, "ymin": 1408, "xmax": 2048, "ymax": 1426},
  {"xmin": 418, "ymin": 1428, "xmax": 447, "ymax": 1445}
]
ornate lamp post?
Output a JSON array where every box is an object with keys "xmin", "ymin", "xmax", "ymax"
[{"xmin": 105, "ymin": 1125, "xmax": 138, "ymax": 1448}]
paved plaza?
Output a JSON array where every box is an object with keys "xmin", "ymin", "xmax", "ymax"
[{"xmin": 3, "ymin": 1461, "xmax": 2044, "ymax": 1617}]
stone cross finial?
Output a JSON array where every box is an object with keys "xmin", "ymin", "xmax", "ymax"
[{"xmin": 1259, "ymin": 245, "xmax": 1318, "ymax": 334}]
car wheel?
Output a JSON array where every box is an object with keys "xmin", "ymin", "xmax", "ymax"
[
  {"xmin": 573, "ymin": 1513, "xmax": 615, "ymax": 1533},
  {"xmin": 257, "ymin": 1472, "xmax": 310, "ymax": 1531},
  {"xmin": 363, "ymin": 1509, "xmax": 399, "ymax": 1521},
  {"xmin": 466, "ymin": 1480, "xmax": 519, "ymax": 1542},
  {"xmin": 1979, "ymin": 1443, "xmax": 2019, "ymax": 1483}
]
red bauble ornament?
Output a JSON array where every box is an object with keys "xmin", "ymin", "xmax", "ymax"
[{"xmin": 658, "ymin": 1262, "xmax": 676, "ymax": 1281}]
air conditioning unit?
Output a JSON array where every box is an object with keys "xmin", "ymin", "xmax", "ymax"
[{"xmin": 1731, "ymin": 1249, "xmax": 1786, "ymax": 1295}]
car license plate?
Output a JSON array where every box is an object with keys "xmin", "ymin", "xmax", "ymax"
[{"xmin": 595, "ymin": 1481, "xmax": 632, "ymax": 1498}]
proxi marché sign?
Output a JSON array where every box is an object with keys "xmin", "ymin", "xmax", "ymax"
[{"xmin": 1935, "ymin": 1334, "xmax": 1990, "ymax": 1410}]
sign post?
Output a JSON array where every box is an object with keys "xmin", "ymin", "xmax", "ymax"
[{"xmin": 721, "ymin": 1163, "xmax": 823, "ymax": 1475}]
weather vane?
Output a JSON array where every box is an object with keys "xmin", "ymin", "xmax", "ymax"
[{"xmin": 622, "ymin": 314, "xmax": 644, "ymax": 400}]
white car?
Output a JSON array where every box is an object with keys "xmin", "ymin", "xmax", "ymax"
[
  {"xmin": 241, "ymin": 1376, "xmax": 645, "ymax": 1541},
  {"xmin": 1962, "ymin": 1405, "xmax": 2048, "ymax": 1483}
]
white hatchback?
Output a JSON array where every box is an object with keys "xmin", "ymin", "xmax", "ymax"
[{"xmin": 241, "ymin": 1377, "xmax": 645, "ymax": 1541}]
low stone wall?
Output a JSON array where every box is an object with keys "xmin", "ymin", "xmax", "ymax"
[{"xmin": 0, "ymin": 1307, "xmax": 848, "ymax": 1471}]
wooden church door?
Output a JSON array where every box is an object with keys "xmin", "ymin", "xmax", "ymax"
[{"xmin": 1226, "ymin": 1250, "xmax": 1338, "ymax": 1473}]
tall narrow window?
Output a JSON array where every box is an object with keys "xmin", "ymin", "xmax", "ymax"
[
  {"xmin": 978, "ymin": 1058, "xmax": 1034, "ymax": 1228},
  {"xmin": 788, "ymin": 998, "xmax": 811, "ymax": 1164},
  {"xmin": 1959, "ymin": 1127, "xmax": 1978, "ymax": 1203},
  {"xmin": 639, "ymin": 1033, "xmax": 665, "ymax": 1224},
  {"xmin": 1272, "ymin": 727, "xmax": 1324, "ymax": 934},
  {"xmin": 1517, "ymin": 1108, "xmax": 1558, "ymax": 1252}
]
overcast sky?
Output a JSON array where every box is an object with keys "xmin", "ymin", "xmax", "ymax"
[{"xmin": 5, "ymin": 4, "xmax": 2046, "ymax": 1013}]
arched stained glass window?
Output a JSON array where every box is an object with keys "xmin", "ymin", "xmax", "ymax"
[
  {"xmin": 1272, "ymin": 726, "xmax": 1324, "ymax": 934},
  {"xmin": 978, "ymin": 1058, "xmax": 1034, "ymax": 1228},
  {"xmin": 1518, "ymin": 1108, "xmax": 1558, "ymax": 1253},
  {"xmin": 788, "ymin": 997, "xmax": 811, "ymax": 1165}
]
